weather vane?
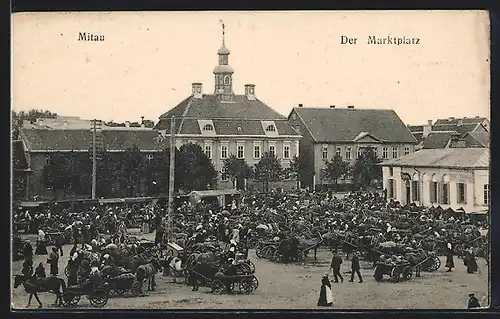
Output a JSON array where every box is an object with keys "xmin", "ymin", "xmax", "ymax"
[{"xmin": 220, "ymin": 19, "xmax": 225, "ymax": 43}]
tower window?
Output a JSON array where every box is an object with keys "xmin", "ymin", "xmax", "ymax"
[
  {"xmin": 266, "ymin": 125, "xmax": 276, "ymax": 132},
  {"xmin": 203, "ymin": 124, "xmax": 214, "ymax": 131},
  {"xmin": 224, "ymin": 76, "xmax": 231, "ymax": 85}
]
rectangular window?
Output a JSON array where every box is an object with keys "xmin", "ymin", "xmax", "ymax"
[
  {"xmin": 404, "ymin": 146, "xmax": 410, "ymax": 155},
  {"xmin": 221, "ymin": 171, "xmax": 229, "ymax": 181},
  {"xmin": 237, "ymin": 145, "xmax": 244, "ymax": 159},
  {"xmin": 392, "ymin": 147, "xmax": 399, "ymax": 158},
  {"xmin": 322, "ymin": 146, "xmax": 328, "ymax": 160},
  {"xmin": 484, "ymin": 184, "xmax": 490, "ymax": 205},
  {"xmin": 253, "ymin": 145, "xmax": 261, "ymax": 159},
  {"xmin": 204, "ymin": 144, "xmax": 212, "ymax": 159},
  {"xmin": 411, "ymin": 180, "xmax": 420, "ymax": 201},
  {"xmin": 269, "ymin": 145, "xmax": 276, "ymax": 157},
  {"xmin": 457, "ymin": 182, "xmax": 467, "ymax": 204},
  {"xmin": 335, "ymin": 147, "xmax": 341, "ymax": 158},
  {"xmin": 382, "ymin": 147, "xmax": 388, "ymax": 159},
  {"xmin": 357, "ymin": 147, "xmax": 363, "ymax": 158},
  {"xmin": 441, "ymin": 183, "xmax": 449, "ymax": 205},
  {"xmin": 430, "ymin": 181, "xmax": 438, "ymax": 203},
  {"xmin": 374, "ymin": 148, "xmax": 379, "ymax": 158},
  {"xmin": 295, "ymin": 125, "xmax": 301, "ymax": 133},
  {"xmin": 389, "ymin": 167, "xmax": 394, "ymax": 176},
  {"xmin": 221, "ymin": 145, "xmax": 228, "ymax": 159},
  {"xmin": 346, "ymin": 147, "xmax": 352, "ymax": 160},
  {"xmin": 283, "ymin": 145, "xmax": 290, "ymax": 159}
]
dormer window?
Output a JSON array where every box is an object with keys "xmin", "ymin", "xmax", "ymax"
[
  {"xmin": 203, "ymin": 124, "xmax": 214, "ymax": 131},
  {"xmin": 266, "ymin": 125, "xmax": 276, "ymax": 132}
]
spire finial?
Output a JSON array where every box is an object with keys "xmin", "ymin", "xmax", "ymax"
[{"xmin": 220, "ymin": 19, "xmax": 225, "ymax": 44}]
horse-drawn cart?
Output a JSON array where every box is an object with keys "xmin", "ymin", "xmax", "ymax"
[
  {"xmin": 61, "ymin": 282, "xmax": 110, "ymax": 308},
  {"xmin": 373, "ymin": 261, "xmax": 413, "ymax": 282}
]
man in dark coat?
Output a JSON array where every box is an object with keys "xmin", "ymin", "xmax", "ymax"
[
  {"xmin": 468, "ymin": 294, "xmax": 480, "ymax": 308},
  {"xmin": 23, "ymin": 241, "xmax": 33, "ymax": 262},
  {"xmin": 54, "ymin": 235, "xmax": 64, "ymax": 256},
  {"xmin": 330, "ymin": 252, "xmax": 344, "ymax": 283},
  {"xmin": 47, "ymin": 247, "xmax": 59, "ymax": 276},
  {"xmin": 35, "ymin": 262, "xmax": 46, "ymax": 278},
  {"xmin": 445, "ymin": 243, "xmax": 454, "ymax": 272},
  {"xmin": 349, "ymin": 252, "xmax": 363, "ymax": 283}
]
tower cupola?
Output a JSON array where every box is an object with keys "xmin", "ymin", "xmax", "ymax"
[{"xmin": 213, "ymin": 20, "xmax": 234, "ymax": 103}]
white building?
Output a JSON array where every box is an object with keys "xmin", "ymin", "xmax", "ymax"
[{"xmin": 380, "ymin": 148, "xmax": 490, "ymax": 213}]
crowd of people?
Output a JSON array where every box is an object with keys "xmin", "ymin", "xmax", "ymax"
[{"xmin": 14, "ymin": 188, "xmax": 487, "ymax": 308}]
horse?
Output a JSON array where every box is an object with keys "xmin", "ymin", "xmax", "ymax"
[
  {"xmin": 135, "ymin": 258, "xmax": 161, "ymax": 293},
  {"xmin": 188, "ymin": 262, "xmax": 224, "ymax": 292},
  {"xmin": 299, "ymin": 231, "xmax": 323, "ymax": 260},
  {"xmin": 163, "ymin": 256, "xmax": 185, "ymax": 283},
  {"xmin": 13, "ymin": 275, "xmax": 66, "ymax": 308},
  {"xmin": 185, "ymin": 252, "xmax": 217, "ymax": 269}
]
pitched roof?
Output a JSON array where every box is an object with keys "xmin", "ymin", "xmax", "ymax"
[
  {"xmin": 157, "ymin": 94, "xmax": 286, "ymax": 121},
  {"xmin": 20, "ymin": 129, "xmax": 167, "ymax": 152},
  {"xmin": 421, "ymin": 132, "xmax": 453, "ymax": 149},
  {"xmin": 155, "ymin": 118, "xmax": 298, "ymax": 136},
  {"xmin": 407, "ymin": 125, "xmax": 424, "ymax": 133},
  {"xmin": 431, "ymin": 123, "xmax": 480, "ymax": 135},
  {"xmin": 434, "ymin": 117, "xmax": 487, "ymax": 126},
  {"xmin": 380, "ymin": 148, "xmax": 490, "ymax": 169},
  {"xmin": 412, "ymin": 133, "xmax": 424, "ymax": 143},
  {"xmin": 464, "ymin": 132, "xmax": 490, "ymax": 148},
  {"xmin": 292, "ymin": 107, "xmax": 417, "ymax": 143}
]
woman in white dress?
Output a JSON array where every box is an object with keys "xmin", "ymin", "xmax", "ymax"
[{"xmin": 317, "ymin": 273, "xmax": 333, "ymax": 307}]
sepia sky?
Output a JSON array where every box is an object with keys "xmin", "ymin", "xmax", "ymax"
[{"xmin": 12, "ymin": 11, "xmax": 490, "ymax": 125}]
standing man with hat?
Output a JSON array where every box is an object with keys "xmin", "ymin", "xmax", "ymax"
[
  {"xmin": 349, "ymin": 251, "xmax": 363, "ymax": 283},
  {"xmin": 330, "ymin": 251, "xmax": 344, "ymax": 283}
]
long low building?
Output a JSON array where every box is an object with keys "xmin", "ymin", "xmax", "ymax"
[{"xmin": 379, "ymin": 148, "xmax": 490, "ymax": 213}]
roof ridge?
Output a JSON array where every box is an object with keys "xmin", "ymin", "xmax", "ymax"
[
  {"xmin": 177, "ymin": 96, "xmax": 194, "ymax": 134},
  {"xmin": 294, "ymin": 107, "xmax": 395, "ymax": 111}
]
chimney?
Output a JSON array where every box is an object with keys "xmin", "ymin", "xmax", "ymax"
[
  {"xmin": 192, "ymin": 83, "xmax": 203, "ymax": 99},
  {"xmin": 448, "ymin": 117, "xmax": 455, "ymax": 121},
  {"xmin": 330, "ymin": 105, "xmax": 335, "ymax": 108},
  {"xmin": 125, "ymin": 121, "xmax": 130, "ymax": 128},
  {"xmin": 423, "ymin": 120, "xmax": 433, "ymax": 137},
  {"xmin": 347, "ymin": 105, "xmax": 354, "ymax": 109},
  {"xmin": 244, "ymin": 84, "xmax": 256, "ymax": 100}
]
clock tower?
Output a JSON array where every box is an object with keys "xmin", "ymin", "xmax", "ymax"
[{"xmin": 213, "ymin": 21, "xmax": 234, "ymax": 102}]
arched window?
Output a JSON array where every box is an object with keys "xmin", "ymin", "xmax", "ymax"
[
  {"xmin": 266, "ymin": 125, "xmax": 276, "ymax": 132},
  {"xmin": 430, "ymin": 174, "xmax": 438, "ymax": 203},
  {"xmin": 203, "ymin": 124, "xmax": 214, "ymax": 131},
  {"xmin": 224, "ymin": 76, "xmax": 231, "ymax": 85}
]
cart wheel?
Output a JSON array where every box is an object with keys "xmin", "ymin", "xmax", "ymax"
[
  {"xmin": 237, "ymin": 263, "xmax": 251, "ymax": 275},
  {"xmin": 429, "ymin": 256, "xmax": 441, "ymax": 272},
  {"xmin": 255, "ymin": 248, "xmax": 263, "ymax": 259},
  {"xmin": 373, "ymin": 266, "xmax": 383, "ymax": 282},
  {"xmin": 64, "ymin": 265, "xmax": 70, "ymax": 277},
  {"xmin": 390, "ymin": 267, "xmax": 401, "ymax": 283},
  {"xmin": 211, "ymin": 279, "xmax": 225, "ymax": 294},
  {"xmin": 240, "ymin": 276, "xmax": 259, "ymax": 293},
  {"xmin": 403, "ymin": 267, "xmax": 412, "ymax": 281},
  {"xmin": 88, "ymin": 288, "xmax": 109, "ymax": 308},
  {"xmin": 62, "ymin": 292, "xmax": 81, "ymax": 307},
  {"xmin": 270, "ymin": 250, "xmax": 279, "ymax": 262}
]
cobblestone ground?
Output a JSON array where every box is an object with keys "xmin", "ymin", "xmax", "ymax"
[{"xmin": 11, "ymin": 231, "xmax": 489, "ymax": 310}]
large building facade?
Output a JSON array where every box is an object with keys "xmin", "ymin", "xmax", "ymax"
[
  {"xmin": 380, "ymin": 148, "xmax": 490, "ymax": 213},
  {"xmin": 154, "ymin": 30, "xmax": 301, "ymax": 190},
  {"xmin": 287, "ymin": 106, "xmax": 417, "ymax": 189}
]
